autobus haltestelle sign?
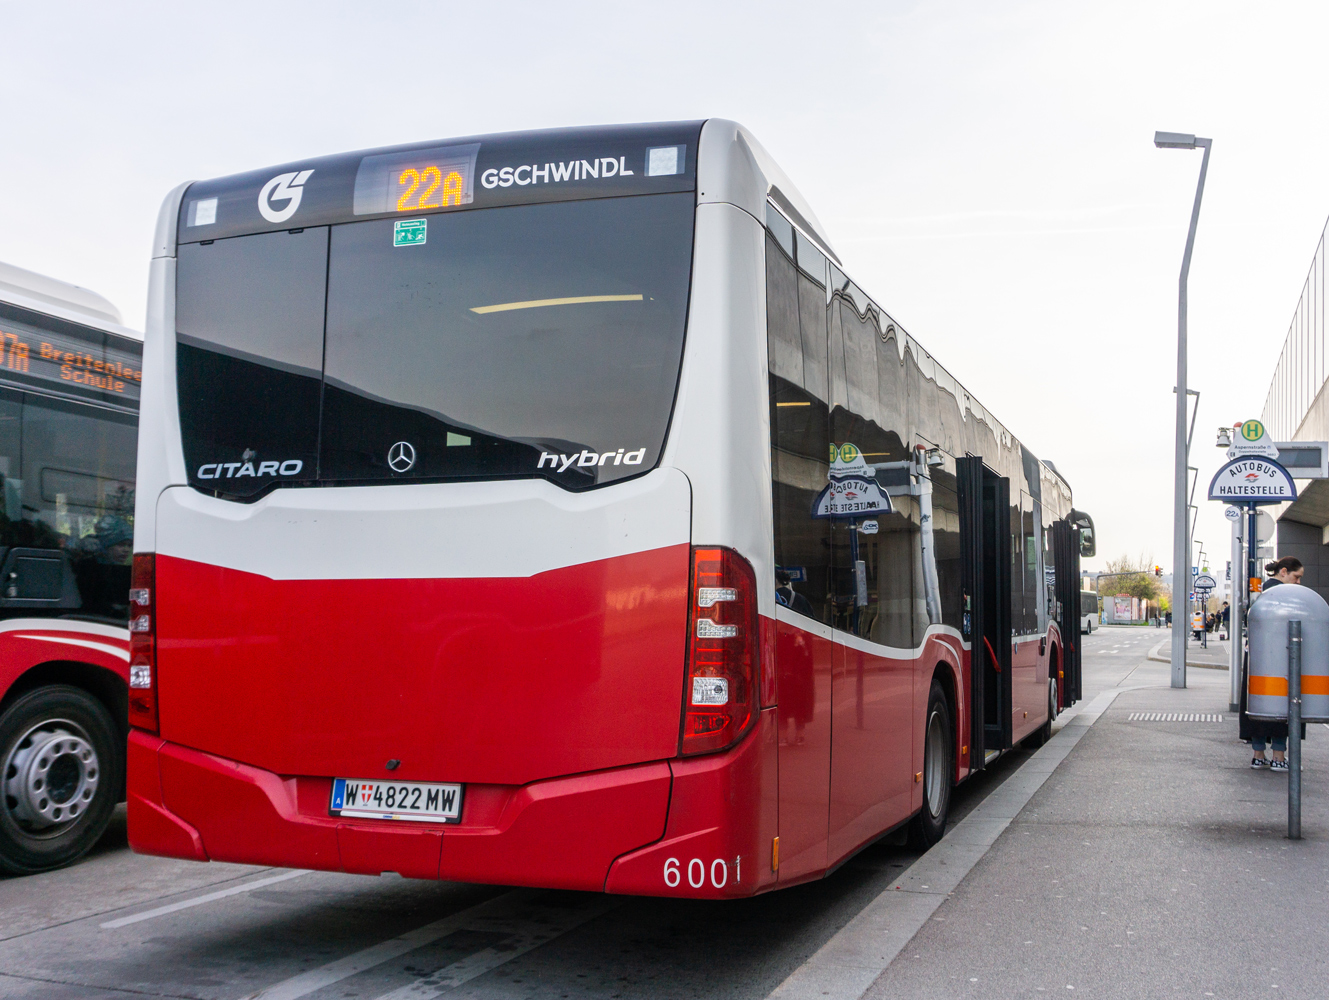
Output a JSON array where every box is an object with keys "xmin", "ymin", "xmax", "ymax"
[{"xmin": 1207, "ymin": 456, "xmax": 1298, "ymax": 503}]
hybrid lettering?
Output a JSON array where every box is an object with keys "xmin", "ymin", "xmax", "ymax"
[{"xmin": 538, "ymin": 448, "xmax": 646, "ymax": 471}]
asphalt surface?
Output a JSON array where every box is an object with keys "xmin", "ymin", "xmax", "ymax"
[{"xmin": 0, "ymin": 627, "xmax": 1168, "ymax": 999}]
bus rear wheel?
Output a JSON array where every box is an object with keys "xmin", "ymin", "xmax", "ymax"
[
  {"xmin": 0, "ymin": 686, "xmax": 120, "ymax": 875},
  {"xmin": 908, "ymin": 680, "xmax": 953, "ymax": 849}
]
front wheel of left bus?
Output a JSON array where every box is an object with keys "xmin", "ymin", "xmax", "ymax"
[
  {"xmin": 0, "ymin": 685, "xmax": 121, "ymax": 875},
  {"xmin": 908, "ymin": 680, "xmax": 953, "ymax": 849}
]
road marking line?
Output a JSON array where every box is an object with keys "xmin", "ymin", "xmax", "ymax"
[
  {"xmin": 370, "ymin": 897, "xmax": 621, "ymax": 999},
  {"xmin": 766, "ymin": 685, "xmax": 1136, "ymax": 1000},
  {"xmin": 241, "ymin": 890, "xmax": 619, "ymax": 1000},
  {"xmin": 99, "ymin": 870, "xmax": 310, "ymax": 929}
]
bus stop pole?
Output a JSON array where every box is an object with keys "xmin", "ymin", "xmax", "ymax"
[
  {"xmin": 1288, "ymin": 619, "xmax": 1302, "ymax": 841},
  {"xmin": 1229, "ymin": 510, "xmax": 1243, "ymax": 712}
]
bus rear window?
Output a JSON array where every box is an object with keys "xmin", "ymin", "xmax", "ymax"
[
  {"xmin": 176, "ymin": 193, "xmax": 695, "ymax": 497},
  {"xmin": 176, "ymin": 229, "xmax": 327, "ymax": 497}
]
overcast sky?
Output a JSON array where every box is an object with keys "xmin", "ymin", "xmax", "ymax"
[{"xmin": 2, "ymin": 0, "xmax": 1326, "ymax": 575}]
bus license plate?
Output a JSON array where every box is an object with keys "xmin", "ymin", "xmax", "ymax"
[{"xmin": 330, "ymin": 777, "xmax": 463, "ymax": 823}]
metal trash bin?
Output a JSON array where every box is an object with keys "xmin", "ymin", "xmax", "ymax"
[{"xmin": 1248, "ymin": 585, "xmax": 1329, "ymax": 722}]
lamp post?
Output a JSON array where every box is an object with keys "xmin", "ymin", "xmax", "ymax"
[{"xmin": 1156, "ymin": 130, "xmax": 1212, "ymax": 689}]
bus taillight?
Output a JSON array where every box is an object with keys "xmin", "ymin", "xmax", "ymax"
[
  {"xmin": 128, "ymin": 553, "xmax": 158, "ymax": 733},
  {"xmin": 681, "ymin": 547, "xmax": 758, "ymax": 756}
]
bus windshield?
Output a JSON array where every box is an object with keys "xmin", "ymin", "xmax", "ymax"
[{"xmin": 176, "ymin": 192, "xmax": 696, "ymax": 498}]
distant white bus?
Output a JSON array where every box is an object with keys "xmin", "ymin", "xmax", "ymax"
[{"xmin": 1080, "ymin": 590, "xmax": 1098, "ymax": 633}]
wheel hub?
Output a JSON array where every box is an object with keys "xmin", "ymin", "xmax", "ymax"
[
  {"xmin": 925, "ymin": 709, "xmax": 945, "ymax": 815},
  {"xmin": 4, "ymin": 723, "xmax": 99, "ymax": 831}
]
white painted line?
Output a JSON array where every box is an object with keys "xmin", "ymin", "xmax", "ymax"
[
  {"xmin": 100, "ymin": 870, "xmax": 310, "ymax": 928},
  {"xmin": 240, "ymin": 890, "xmax": 526, "ymax": 1000},
  {"xmin": 370, "ymin": 896, "xmax": 620, "ymax": 999},
  {"xmin": 242, "ymin": 890, "xmax": 620, "ymax": 1000},
  {"xmin": 766, "ymin": 685, "xmax": 1134, "ymax": 1000}
]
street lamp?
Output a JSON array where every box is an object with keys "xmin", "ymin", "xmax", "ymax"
[{"xmin": 1156, "ymin": 130, "xmax": 1212, "ymax": 689}]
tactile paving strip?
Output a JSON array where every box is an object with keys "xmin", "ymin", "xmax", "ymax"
[{"xmin": 1127, "ymin": 712, "xmax": 1225, "ymax": 722}]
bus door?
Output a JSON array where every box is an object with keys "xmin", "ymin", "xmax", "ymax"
[
  {"xmin": 957, "ymin": 457, "xmax": 1012, "ymax": 766},
  {"xmin": 1050, "ymin": 520, "xmax": 1083, "ymax": 709}
]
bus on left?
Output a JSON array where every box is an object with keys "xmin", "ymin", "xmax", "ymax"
[{"xmin": 0, "ymin": 260, "xmax": 142, "ymax": 873}]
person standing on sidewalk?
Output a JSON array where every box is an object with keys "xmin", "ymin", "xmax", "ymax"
[{"xmin": 1248, "ymin": 557, "xmax": 1306, "ymax": 770}]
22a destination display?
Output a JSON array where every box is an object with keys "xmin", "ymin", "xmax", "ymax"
[
  {"xmin": 178, "ymin": 122, "xmax": 702, "ymax": 243},
  {"xmin": 352, "ymin": 143, "xmax": 480, "ymax": 215}
]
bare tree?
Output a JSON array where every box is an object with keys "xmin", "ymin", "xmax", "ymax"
[{"xmin": 1096, "ymin": 554, "xmax": 1162, "ymax": 603}]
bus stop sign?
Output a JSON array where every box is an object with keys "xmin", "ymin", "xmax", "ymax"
[{"xmin": 1207, "ymin": 457, "xmax": 1297, "ymax": 504}]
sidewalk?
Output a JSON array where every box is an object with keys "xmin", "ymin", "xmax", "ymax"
[
  {"xmin": 1147, "ymin": 632, "xmax": 1232, "ymax": 669},
  {"xmin": 863, "ymin": 658, "xmax": 1329, "ymax": 998}
]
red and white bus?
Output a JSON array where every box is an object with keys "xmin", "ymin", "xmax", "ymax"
[
  {"xmin": 128, "ymin": 121, "xmax": 1094, "ymax": 896},
  {"xmin": 0, "ymin": 260, "xmax": 141, "ymax": 873}
]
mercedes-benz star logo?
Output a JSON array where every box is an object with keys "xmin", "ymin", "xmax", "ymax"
[{"xmin": 387, "ymin": 441, "xmax": 416, "ymax": 473}]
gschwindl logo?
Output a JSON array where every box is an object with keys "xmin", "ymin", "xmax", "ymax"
[{"xmin": 258, "ymin": 169, "xmax": 314, "ymax": 223}]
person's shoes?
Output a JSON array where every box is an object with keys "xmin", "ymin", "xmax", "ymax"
[
  {"xmin": 1270, "ymin": 758, "xmax": 1288, "ymax": 772},
  {"xmin": 1251, "ymin": 756, "xmax": 1269, "ymax": 769}
]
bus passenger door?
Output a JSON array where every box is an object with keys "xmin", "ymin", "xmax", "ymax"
[
  {"xmin": 1051, "ymin": 520, "xmax": 1083, "ymax": 709},
  {"xmin": 958, "ymin": 457, "xmax": 1013, "ymax": 765}
]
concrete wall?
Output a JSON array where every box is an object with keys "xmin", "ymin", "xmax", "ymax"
[{"xmin": 1276, "ymin": 519, "xmax": 1329, "ymax": 605}]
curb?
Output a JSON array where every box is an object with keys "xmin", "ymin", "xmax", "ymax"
[
  {"xmin": 765, "ymin": 686, "xmax": 1138, "ymax": 1000},
  {"xmin": 1146, "ymin": 639, "xmax": 1229, "ymax": 670}
]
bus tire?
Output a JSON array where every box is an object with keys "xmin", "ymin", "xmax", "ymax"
[
  {"xmin": 908, "ymin": 680, "xmax": 953, "ymax": 849},
  {"xmin": 0, "ymin": 685, "xmax": 121, "ymax": 875}
]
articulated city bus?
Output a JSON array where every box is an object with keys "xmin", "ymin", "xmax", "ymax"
[
  {"xmin": 0, "ymin": 261, "xmax": 141, "ymax": 873},
  {"xmin": 128, "ymin": 121, "xmax": 1094, "ymax": 896}
]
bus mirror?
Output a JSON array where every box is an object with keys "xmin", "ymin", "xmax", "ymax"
[
  {"xmin": 1069, "ymin": 509, "xmax": 1096, "ymax": 558},
  {"xmin": 1079, "ymin": 526, "xmax": 1096, "ymax": 558}
]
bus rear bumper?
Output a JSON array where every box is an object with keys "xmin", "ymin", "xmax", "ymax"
[
  {"xmin": 126, "ymin": 731, "xmax": 208, "ymax": 863},
  {"xmin": 604, "ymin": 707, "xmax": 779, "ymax": 898},
  {"xmin": 125, "ymin": 729, "xmax": 678, "ymax": 889}
]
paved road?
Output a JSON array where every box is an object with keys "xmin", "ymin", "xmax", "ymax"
[{"xmin": 0, "ymin": 628, "xmax": 1151, "ymax": 1000}]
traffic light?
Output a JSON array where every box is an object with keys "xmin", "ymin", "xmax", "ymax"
[{"xmin": 1154, "ymin": 565, "xmax": 1162, "ymax": 576}]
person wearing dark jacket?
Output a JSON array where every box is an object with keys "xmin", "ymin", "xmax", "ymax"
[{"xmin": 1249, "ymin": 557, "xmax": 1305, "ymax": 770}]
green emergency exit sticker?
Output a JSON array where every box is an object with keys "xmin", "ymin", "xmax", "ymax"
[{"xmin": 394, "ymin": 219, "xmax": 427, "ymax": 247}]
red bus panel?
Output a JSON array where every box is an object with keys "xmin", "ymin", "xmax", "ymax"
[
  {"xmin": 153, "ymin": 544, "xmax": 691, "ymax": 787},
  {"xmin": 828, "ymin": 639, "xmax": 914, "ymax": 861},
  {"xmin": 773, "ymin": 617, "xmax": 832, "ymax": 883}
]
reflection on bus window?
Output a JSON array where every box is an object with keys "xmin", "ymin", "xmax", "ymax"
[
  {"xmin": 768, "ymin": 225, "xmax": 830, "ymax": 623},
  {"xmin": 0, "ymin": 388, "xmax": 137, "ymax": 622}
]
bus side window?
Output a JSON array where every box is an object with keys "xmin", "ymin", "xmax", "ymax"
[
  {"xmin": 1010, "ymin": 494, "xmax": 1025, "ymax": 634},
  {"xmin": 0, "ymin": 390, "xmax": 20, "ymax": 531},
  {"xmin": 829, "ymin": 283, "xmax": 916, "ymax": 648},
  {"xmin": 20, "ymin": 395, "xmax": 136, "ymax": 620},
  {"xmin": 930, "ymin": 474, "xmax": 965, "ymax": 630},
  {"xmin": 767, "ymin": 227, "xmax": 830, "ymax": 623},
  {"xmin": 1025, "ymin": 492, "xmax": 1036, "ymax": 632}
]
